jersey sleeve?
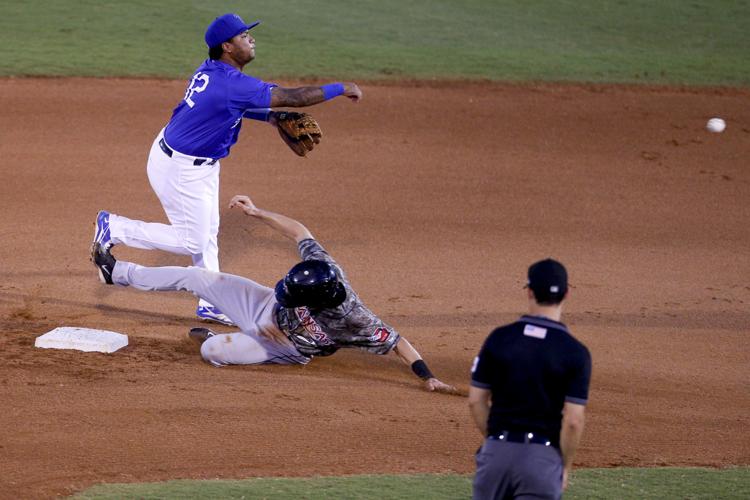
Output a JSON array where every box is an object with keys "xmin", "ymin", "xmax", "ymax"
[
  {"xmin": 228, "ymin": 73, "xmax": 275, "ymax": 110},
  {"xmin": 565, "ymin": 345, "xmax": 592, "ymax": 405},
  {"xmin": 298, "ymin": 239, "xmax": 350, "ymax": 284},
  {"xmin": 354, "ymin": 322, "xmax": 400, "ymax": 355},
  {"xmin": 298, "ymin": 238, "xmax": 330, "ymax": 261},
  {"xmin": 470, "ymin": 335, "xmax": 495, "ymax": 389}
]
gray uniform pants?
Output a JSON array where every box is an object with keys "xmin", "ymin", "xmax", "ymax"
[
  {"xmin": 473, "ymin": 439, "xmax": 563, "ymax": 500},
  {"xmin": 112, "ymin": 261, "xmax": 309, "ymax": 366}
]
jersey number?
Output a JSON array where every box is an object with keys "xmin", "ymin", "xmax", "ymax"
[{"xmin": 184, "ymin": 72, "xmax": 210, "ymax": 108}]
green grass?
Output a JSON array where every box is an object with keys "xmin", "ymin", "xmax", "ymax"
[
  {"xmin": 74, "ymin": 474, "xmax": 471, "ymax": 500},
  {"xmin": 1, "ymin": 0, "xmax": 748, "ymax": 84},
  {"xmin": 74, "ymin": 468, "xmax": 750, "ymax": 499},
  {"xmin": 568, "ymin": 467, "xmax": 750, "ymax": 499}
]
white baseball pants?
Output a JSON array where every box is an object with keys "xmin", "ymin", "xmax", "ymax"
[
  {"xmin": 108, "ymin": 129, "xmax": 221, "ymax": 272},
  {"xmin": 112, "ymin": 261, "xmax": 310, "ymax": 366}
]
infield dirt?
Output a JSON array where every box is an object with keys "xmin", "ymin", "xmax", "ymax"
[{"xmin": 0, "ymin": 78, "xmax": 748, "ymax": 498}]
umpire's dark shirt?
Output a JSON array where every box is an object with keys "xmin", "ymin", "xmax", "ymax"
[{"xmin": 471, "ymin": 315, "xmax": 591, "ymax": 447}]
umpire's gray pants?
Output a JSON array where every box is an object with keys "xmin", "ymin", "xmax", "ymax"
[
  {"xmin": 112, "ymin": 261, "xmax": 309, "ymax": 366},
  {"xmin": 473, "ymin": 439, "xmax": 563, "ymax": 500}
]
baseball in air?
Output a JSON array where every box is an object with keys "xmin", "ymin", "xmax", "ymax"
[{"xmin": 706, "ymin": 118, "xmax": 726, "ymax": 133}]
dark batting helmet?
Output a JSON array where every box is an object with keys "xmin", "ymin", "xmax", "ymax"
[{"xmin": 275, "ymin": 260, "xmax": 347, "ymax": 309}]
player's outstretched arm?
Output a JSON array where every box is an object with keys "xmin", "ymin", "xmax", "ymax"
[
  {"xmin": 392, "ymin": 337, "xmax": 459, "ymax": 395},
  {"xmin": 270, "ymin": 82, "xmax": 362, "ymax": 107},
  {"xmin": 229, "ymin": 195, "xmax": 313, "ymax": 243}
]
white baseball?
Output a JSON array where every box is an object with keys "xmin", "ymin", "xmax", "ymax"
[{"xmin": 706, "ymin": 118, "xmax": 726, "ymax": 133}]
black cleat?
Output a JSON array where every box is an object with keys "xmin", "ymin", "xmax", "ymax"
[
  {"xmin": 188, "ymin": 327, "xmax": 216, "ymax": 345},
  {"xmin": 91, "ymin": 242, "xmax": 116, "ymax": 285}
]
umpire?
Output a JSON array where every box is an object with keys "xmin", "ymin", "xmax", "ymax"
[{"xmin": 469, "ymin": 259, "xmax": 592, "ymax": 499}]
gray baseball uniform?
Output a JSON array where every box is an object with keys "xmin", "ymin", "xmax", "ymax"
[{"xmin": 111, "ymin": 238, "xmax": 400, "ymax": 366}]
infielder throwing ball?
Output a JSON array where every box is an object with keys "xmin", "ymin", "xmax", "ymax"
[
  {"xmin": 93, "ymin": 13, "xmax": 362, "ymax": 325},
  {"xmin": 91, "ymin": 195, "xmax": 457, "ymax": 394}
]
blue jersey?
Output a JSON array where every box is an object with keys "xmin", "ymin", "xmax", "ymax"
[{"xmin": 163, "ymin": 59, "xmax": 275, "ymax": 159}]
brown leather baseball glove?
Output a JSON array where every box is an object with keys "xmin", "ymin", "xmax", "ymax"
[{"xmin": 275, "ymin": 111, "xmax": 322, "ymax": 157}]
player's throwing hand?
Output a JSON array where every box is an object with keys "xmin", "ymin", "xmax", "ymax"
[{"xmin": 343, "ymin": 82, "xmax": 363, "ymax": 102}]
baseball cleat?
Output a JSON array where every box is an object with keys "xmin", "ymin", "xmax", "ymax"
[
  {"xmin": 188, "ymin": 327, "xmax": 217, "ymax": 345},
  {"xmin": 196, "ymin": 305, "xmax": 235, "ymax": 326},
  {"xmin": 91, "ymin": 242, "xmax": 116, "ymax": 285},
  {"xmin": 93, "ymin": 210, "xmax": 113, "ymax": 250}
]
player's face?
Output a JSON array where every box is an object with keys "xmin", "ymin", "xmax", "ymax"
[{"xmin": 228, "ymin": 31, "xmax": 256, "ymax": 64}]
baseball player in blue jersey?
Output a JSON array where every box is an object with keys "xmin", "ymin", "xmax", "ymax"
[
  {"xmin": 92, "ymin": 13, "xmax": 362, "ymax": 325},
  {"xmin": 91, "ymin": 194, "xmax": 457, "ymax": 394}
]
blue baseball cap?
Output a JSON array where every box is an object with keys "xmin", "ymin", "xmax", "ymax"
[{"xmin": 205, "ymin": 13, "xmax": 260, "ymax": 48}]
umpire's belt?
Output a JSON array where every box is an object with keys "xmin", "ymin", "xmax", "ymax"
[
  {"xmin": 488, "ymin": 431, "xmax": 555, "ymax": 447},
  {"xmin": 159, "ymin": 138, "xmax": 217, "ymax": 166}
]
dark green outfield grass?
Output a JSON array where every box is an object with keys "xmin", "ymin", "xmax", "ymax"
[
  {"xmin": 74, "ymin": 468, "xmax": 750, "ymax": 499},
  {"xmin": 1, "ymin": 0, "xmax": 748, "ymax": 84}
]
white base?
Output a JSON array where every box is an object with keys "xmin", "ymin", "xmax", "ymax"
[{"xmin": 35, "ymin": 327, "xmax": 129, "ymax": 353}]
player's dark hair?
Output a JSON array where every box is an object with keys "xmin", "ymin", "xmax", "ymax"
[
  {"xmin": 208, "ymin": 45, "xmax": 224, "ymax": 60},
  {"xmin": 531, "ymin": 289, "xmax": 566, "ymax": 306}
]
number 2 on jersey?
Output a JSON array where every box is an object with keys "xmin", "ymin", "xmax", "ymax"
[{"xmin": 184, "ymin": 72, "xmax": 209, "ymax": 108}]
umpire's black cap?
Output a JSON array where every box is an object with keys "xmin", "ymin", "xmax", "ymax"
[{"xmin": 527, "ymin": 258, "xmax": 568, "ymax": 303}]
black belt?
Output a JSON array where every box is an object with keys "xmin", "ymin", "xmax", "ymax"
[
  {"xmin": 488, "ymin": 431, "xmax": 555, "ymax": 447},
  {"xmin": 158, "ymin": 138, "xmax": 217, "ymax": 166}
]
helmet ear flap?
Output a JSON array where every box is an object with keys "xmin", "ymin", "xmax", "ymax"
[
  {"xmin": 274, "ymin": 279, "xmax": 295, "ymax": 307},
  {"xmin": 326, "ymin": 281, "xmax": 347, "ymax": 308}
]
